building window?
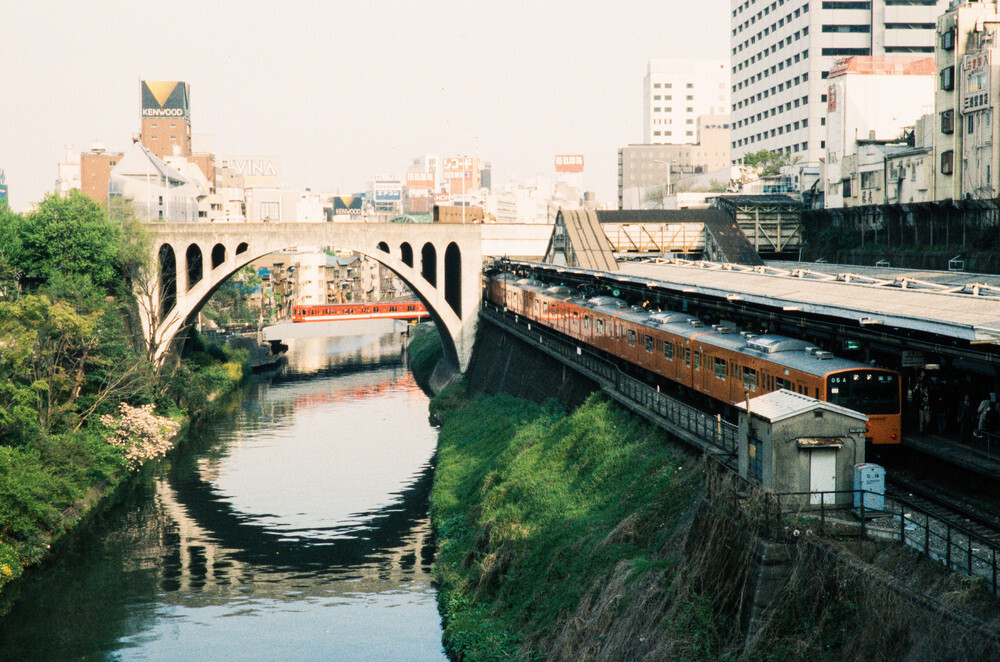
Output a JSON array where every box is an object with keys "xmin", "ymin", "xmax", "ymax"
[
  {"xmin": 941, "ymin": 28, "xmax": 955, "ymax": 51},
  {"xmin": 940, "ymin": 66, "xmax": 955, "ymax": 91},
  {"xmin": 261, "ymin": 201, "xmax": 280, "ymax": 221},
  {"xmin": 822, "ymin": 47, "xmax": 871, "ymax": 56},
  {"xmin": 822, "ymin": 24, "xmax": 871, "ymax": 32},
  {"xmin": 654, "ymin": 83, "xmax": 661, "ymax": 88},
  {"xmin": 941, "ymin": 150, "xmax": 953, "ymax": 175}
]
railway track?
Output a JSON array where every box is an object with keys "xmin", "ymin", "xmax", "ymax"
[{"xmin": 887, "ymin": 473, "xmax": 1000, "ymax": 546}]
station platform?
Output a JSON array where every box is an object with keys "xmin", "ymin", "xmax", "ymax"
[{"xmin": 902, "ymin": 432, "xmax": 1000, "ymax": 483}]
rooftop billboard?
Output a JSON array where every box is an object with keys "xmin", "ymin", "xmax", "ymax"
[
  {"xmin": 220, "ymin": 156, "xmax": 282, "ymax": 188},
  {"xmin": 141, "ymin": 81, "xmax": 191, "ymax": 120},
  {"xmin": 555, "ymin": 155, "xmax": 584, "ymax": 173}
]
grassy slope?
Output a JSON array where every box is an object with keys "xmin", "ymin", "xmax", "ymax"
[{"xmin": 430, "ymin": 391, "xmax": 702, "ymax": 661}]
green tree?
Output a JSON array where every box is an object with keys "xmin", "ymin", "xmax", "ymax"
[
  {"xmin": 0, "ymin": 207, "xmax": 21, "ymax": 300},
  {"xmin": 741, "ymin": 149, "xmax": 792, "ymax": 177},
  {"xmin": 17, "ymin": 191, "xmax": 123, "ymax": 295}
]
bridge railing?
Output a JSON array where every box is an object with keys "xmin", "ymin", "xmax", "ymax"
[{"xmin": 481, "ymin": 304, "xmax": 739, "ymax": 460}]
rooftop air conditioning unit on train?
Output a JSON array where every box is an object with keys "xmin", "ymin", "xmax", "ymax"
[
  {"xmin": 713, "ymin": 325, "xmax": 733, "ymax": 333},
  {"xmin": 814, "ymin": 351, "xmax": 834, "ymax": 360},
  {"xmin": 688, "ymin": 320, "xmax": 705, "ymax": 327}
]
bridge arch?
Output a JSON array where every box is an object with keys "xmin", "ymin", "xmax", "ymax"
[
  {"xmin": 186, "ymin": 244, "xmax": 204, "ymax": 290},
  {"xmin": 158, "ymin": 244, "xmax": 177, "ymax": 318},
  {"xmin": 211, "ymin": 243, "xmax": 226, "ymax": 269},
  {"xmin": 421, "ymin": 243, "xmax": 436, "ymax": 287},
  {"xmin": 444, "ymin": 242, "xmax": 461, "ymax": 318},
  {"xmin": 139, "ymin": 223, "xmax": 482, "ymax": 371}
]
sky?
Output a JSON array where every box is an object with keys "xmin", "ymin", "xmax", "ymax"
[{"xmin": 0, "ymin": 0, "xmax": 730, "ymax": 211}]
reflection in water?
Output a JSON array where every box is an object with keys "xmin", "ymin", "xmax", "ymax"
[{"xmin": 0, "ymin": 331, "xmax": 446, "ymax": 661}]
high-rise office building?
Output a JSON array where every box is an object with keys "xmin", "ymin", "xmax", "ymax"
[
  {"xmin": 643, "ymin": 59, "xmax": 730, "ymax": 144},
  {"xmin": 730, "ymin": 0, "xmax": 950, "ymax": 166}
]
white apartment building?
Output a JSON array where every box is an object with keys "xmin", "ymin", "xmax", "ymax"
[
  {"xmin": 643, "ymin": 59, "xmax": 730, "ymax": 144},
  {"xmin": 825, "ymin": 55, "xmax": 935, "ymax": 206},
  {"xmin": 935, "ymin": 0, "xmax": 1000, "ymax": 202},
  {"xmin": 730, "ymin": 0, "xmax": 950, "ymax": 166}
]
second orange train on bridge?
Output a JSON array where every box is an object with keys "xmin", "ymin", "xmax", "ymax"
[{"xmin": 291, "ymin": 301, "xmax": 429, "ymax": 323}]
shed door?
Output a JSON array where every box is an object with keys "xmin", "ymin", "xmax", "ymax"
[{"xmin": 809, "ymin": 449, "xmax": 837, "ymax": 505}]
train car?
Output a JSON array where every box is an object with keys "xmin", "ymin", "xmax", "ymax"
[
  {"xmin": 485, "ymin": 273, "xmax": 902, "ymax": 445},
  {"xmin": 290, "ymin": 301, "xmax": 429, "ymax": 322}
]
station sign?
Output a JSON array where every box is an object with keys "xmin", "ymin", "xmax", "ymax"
[
  {"xmin": 141, "ymin": 81, "xmax": 191, "ymax": 120},
  {"xmin": 555, "ymin": 155, "xmax": 584, "ymax": 173},
  {"xmin": 961, "ymin": 51, "xmax": 993, "ymax": 114},
  {"xmin": 901, "ymin": 350, "xmax": 926, "ymax": 368}
]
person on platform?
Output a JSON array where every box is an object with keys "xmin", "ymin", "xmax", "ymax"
[{"xmin": 959, "ymin": 394, "xmax": 975, "ymax": 443}]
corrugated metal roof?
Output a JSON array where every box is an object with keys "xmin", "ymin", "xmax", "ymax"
[
  {"xmin": 550, "ymin": 210, "xmax": 618, "ymax": 272},
  {"xmin": 736, "ymin": 389, "xmax": 868, "ymax": 423},
  {"xmin": 615, "ymin": 261, "xmax": 1000, "ymax": 344}
]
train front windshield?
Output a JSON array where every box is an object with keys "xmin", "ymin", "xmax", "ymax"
[{"xmin": 826, "ymin": 371, "xmax": 900, "ymax": 415}]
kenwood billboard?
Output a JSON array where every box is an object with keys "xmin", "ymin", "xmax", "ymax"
[{"xmin": 141, "ymin": 81, "xmax": 191, "ymax": 120}]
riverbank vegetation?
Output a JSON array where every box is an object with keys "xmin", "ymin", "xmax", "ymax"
[
  {"xmin": 406, "ymin": 323, "xmax": 443, "ymax": 392},
  {"xmin": 430, "ymin": 391, "xmax": 704, "ymax": 660},
  {"xmin": 0, "ymin": 193, "xmax": 246, "ymax": 592}
]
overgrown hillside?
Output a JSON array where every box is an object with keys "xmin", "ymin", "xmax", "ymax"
[
  {"xmin": 430, "ymin": 391, "xmax": 704, "ymax": 660},
  {"xmin": 429, "ymin": 388, "xmax": 1000, "ymax": 661}
]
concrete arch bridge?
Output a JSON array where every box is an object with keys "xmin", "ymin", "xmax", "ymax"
[{"xmin": 139, "ymin": 222, "xmax": 482, "ymax": 371}]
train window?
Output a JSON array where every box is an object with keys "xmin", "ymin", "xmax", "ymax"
[
  {"xmin": 743, "ymin": 367, "xmax": 758, "ymax": 391},
  {"xmin": 693, "ymin": 351, "xmax": 701, "ymax": 370},
  {"xmin": 627, "ymin": 329, "xmax": 637, "ymax": 346},
  {"xmin": 664, "ymin": 343, "xmax": 674, "ymax": 360},
  {"xmin": 714, "ymin": 358, "xmax": 726, "ymax": 379},
  {"xmin": 584, "ymin": 316, "xmax": 591, "ymax": 330},
  {"xmin": 684, "ymin": 348, "xmax": 691, "ymax": 367},
  {"xmin": 597, "ymin": 320, "xmax": 604, "ymax": 334},
  {"xmin": 645, "ymin": 335, "xmax": 654, "ymax": 352}
]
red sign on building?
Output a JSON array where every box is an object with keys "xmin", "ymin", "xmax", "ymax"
[{"xmin": 555, "ymin": 155, "xmax": 584, "ymax": 173}]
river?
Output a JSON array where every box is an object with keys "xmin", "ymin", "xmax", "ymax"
[{"xmin": 0, "ymin": 328, "xmax": 447, "ymax": 661}]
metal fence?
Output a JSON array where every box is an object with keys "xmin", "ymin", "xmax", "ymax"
[{"xmin": 762, "ymin": 486, "xmax": 1000, "ymax": 596}]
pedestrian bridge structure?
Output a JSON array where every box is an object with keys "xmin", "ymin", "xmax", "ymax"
[{"xmin": 140, "ymin": 222, "xmax": 483, "ymax": 371}]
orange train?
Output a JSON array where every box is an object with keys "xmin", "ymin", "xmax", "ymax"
[
  {"xmin": 487, "ymin": 274, "xmax": 902, "ymax": 445},
  {"xmin": 291, "ymin": 301, "xmax": 429, "ymax": 323}
]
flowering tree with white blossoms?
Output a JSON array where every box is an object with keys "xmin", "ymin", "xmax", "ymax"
[{"xmin": 100, "ymin": 403, "xmax": 180, "ymax": 468}]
